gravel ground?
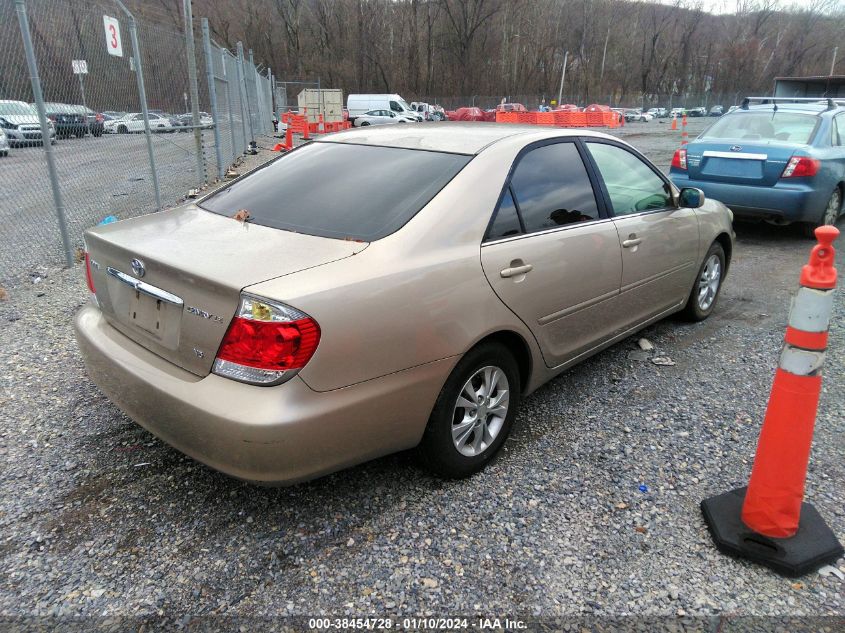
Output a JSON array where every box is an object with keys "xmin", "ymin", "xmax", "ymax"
[{"xmin": 0, "ymin": 119, "xmax": 843, "ymax": 629}]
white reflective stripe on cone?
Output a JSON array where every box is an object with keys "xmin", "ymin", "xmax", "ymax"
[
  {"xmin": 779, "ymin": 345, "xmax": 826, "ymax": 376},
  {"xmin": 789, "ymin": 287, "xmax": 835, "ymax": 333}
]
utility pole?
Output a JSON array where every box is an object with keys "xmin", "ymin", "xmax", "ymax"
[{"xmin": 557, "ymin": 50, "xmax": 568, "ymax": 106}]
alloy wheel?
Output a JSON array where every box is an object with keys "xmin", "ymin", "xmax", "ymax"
[
  {"xmin": 697, "ymin": 254, "xmax": 721, "ymax": 311},
  {"xmin": 451, "ymin": 366, "xmax": 509, "ymax": 457}
]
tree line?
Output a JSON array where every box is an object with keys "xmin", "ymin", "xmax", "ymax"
[{"xmin": 187, "ymin": 0, "xmax": 844, "ymax": 107}]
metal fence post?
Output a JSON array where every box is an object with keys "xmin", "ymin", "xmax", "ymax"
[
  {"xmin": 223, "ymin": 53, "xmax": 238, "ymax": 157},
  {"xmin": 237, "ymin": 42, "xmax": 254, "ymax": 150},
  {"xmin": 182, "ymin": 0, "xmax": 205, "ymax": 185},
  {"xmin": 249, "ymin": 49, "xmax": 260, "ymax": 135},
  {"xmin": 15, "ymin": 0, "xmax": 72, "ymax": 267},
  {"xmin": 202, "ymin": 19, "xmax": 224, "ymax": 180},
  {"xmin": 237, "ymin": 43, "xmax": 254, "ymax": 144},
  {"xmin": 115, "ymin": 0, "xmax": 162, "ymax": 210}
]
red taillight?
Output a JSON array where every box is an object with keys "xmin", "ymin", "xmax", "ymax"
[
  {"xmin": 671, "ymin": 148, "xmax": 687, "ymax": 170},
  {"xmin": 781, "ymin": 156, "xmax": 820, "ymax": 178},
  {"xmin": 84, "ymin": 251, "xmax": 96, "ymax": 293},
  {"xmin": 213, "ymin": 295, "xmax": 320, "ymax": 385},
  {"xmin": 217, "ymin": 317, "xmax": 320, "ymax": 371}
]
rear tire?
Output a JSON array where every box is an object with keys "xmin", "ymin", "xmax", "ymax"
[
  {"xmin": 118, "ymin": 125, "xmax": 128, "ymax": 134},
  {"xmin": 417, "ymin": 342, "xmax": 520, "ymax": 479},
  {"xmin": 802, "ymin": 187, "xmax": 842, "ymax": 238},
  {"xmin": 681, "ymin": 242, "xmax": 725, "ymax": 321},
  {"xmin": 360, "ymin": 121, "xmax": 370, "ymax": 126}
]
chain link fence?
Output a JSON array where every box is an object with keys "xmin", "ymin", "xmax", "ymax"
[{"xmin": 0, "ymin": 0, "xmax": 275, "ymax": 287}]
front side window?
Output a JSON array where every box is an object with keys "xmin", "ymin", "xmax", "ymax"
[
  {"xmin": 585, "ymin": 142, "xmax": 673, "ymax": 216},
  {"xmin": 201, "ymin": 142, "xmax": 471, "ymax": 241},
  {"xmin": 508, "ymin": 142, "xmax": 599, "ymax": 233}
]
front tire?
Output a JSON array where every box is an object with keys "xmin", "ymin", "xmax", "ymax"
[
  {"xmin": 417, "ymin": 342, "xmax": 520, "ymax": 479},
  {"xmin": 681, "ymin": 242, "xmax": 725, "ymax": 321}
]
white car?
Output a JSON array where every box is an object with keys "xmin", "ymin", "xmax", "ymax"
[
  {"xmin": 0, "ymin": 129, "xmax": 9, "ymax": 156},
  {"xmin": 0, "ymin": 100, "xmax": 56, "ymax": 146},
  {"xmin": 353, "ymin": 110, "xmax": 416, "ymax": 127},
  {"xmin": 110, "ymin": 112, "xmax": 174, "ymax": 134}
]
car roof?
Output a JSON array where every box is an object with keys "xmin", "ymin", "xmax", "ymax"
[{"xmin": 319, "ymin": 122, "xmax": 616, "ymax": 155}]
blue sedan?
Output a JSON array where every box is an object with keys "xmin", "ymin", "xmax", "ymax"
[{"xmin": 670, "ymin": 98, "xmax": 845, "ymax": 236}]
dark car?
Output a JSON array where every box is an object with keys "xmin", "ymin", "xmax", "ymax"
[
  {"xmin": 78, "ymin": 107, "xmax": 104, "ymax": 137},
  {"xmin": 42, "ymin": 103, "xmax": 86, "ymax": 138}
]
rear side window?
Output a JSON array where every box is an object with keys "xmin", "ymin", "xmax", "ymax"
[
  {"xmin": 488, "ymin": 188, "xmax": 522, "ymax": 239},
  {"xmin": 201, "ymin": 142, "xmax": 471, "ymax": 241},
  {"xmin": 833, "ymin": 115, "xmax": 844, "ymax": 146},
  {"xmin": 701, "ymin": 112, "xmax": 818, "ymax": 144},
  {"xmin": 509, "ymin": 142, "xmax": 599, "ymax": 232}
]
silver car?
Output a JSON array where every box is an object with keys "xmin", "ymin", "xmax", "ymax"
[
  {"xmin": 353, "ymin": 109, "xmax": 416, "ymax": 126},
  {"xmin": 0, "ymin": 100, "xmax": 56, "ymax": 146}
]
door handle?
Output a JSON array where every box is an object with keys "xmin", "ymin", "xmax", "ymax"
[
  {"xmin": 622, "ymin": 236, "xmax": 643, "ymax": 248},
  {"xmin": 500, "ymin": 263, "xmax": 533, "ymax": 278}
]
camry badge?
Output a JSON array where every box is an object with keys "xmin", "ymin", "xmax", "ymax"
[
  {"xmin": 130, "ymin": 258, "xmax": 145, "ymax": 278},
  {"xmin": 729, "ymin": 145, "xmax": 742, "ymax": 152}
]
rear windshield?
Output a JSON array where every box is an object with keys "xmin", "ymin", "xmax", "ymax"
[
  {"xmin": 200, "ymin": 142, "xmax": 471, "ymax": 241},
  {"xmin": 701, "ymin": 111, "xmax": 818, "ymax": 144}
]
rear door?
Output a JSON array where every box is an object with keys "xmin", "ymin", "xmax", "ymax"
[
  {"xmin": 583, "ymin": 140, "xmax": 699, "ymax": 324},
  {"xmin": 480, "ymin": 140, "xmax": 623, "ymax": 368}
]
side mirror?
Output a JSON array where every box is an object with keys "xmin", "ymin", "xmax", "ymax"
[{"xmin": 678, "ymin": 187, "xmax": 705, "ymax": 209}]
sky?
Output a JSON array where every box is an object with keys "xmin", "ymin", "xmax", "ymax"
[{"xmin": 657, "ymin": 0, "xmax": 842, "ymax": 15}]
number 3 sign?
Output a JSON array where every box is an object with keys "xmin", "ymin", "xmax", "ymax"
[{"xmin": 103, "ymin": 15, "xmax": 123, "ymax": 57}]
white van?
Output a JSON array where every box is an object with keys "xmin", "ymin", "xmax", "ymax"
[{"xmin": 347, "ymin": 94, "xmax": 421, "ymax": 122}]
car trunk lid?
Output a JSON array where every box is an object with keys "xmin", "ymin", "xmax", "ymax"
[
  {"xmin": 685, "ymin": 140, "xmax": 802, "ymax": 187},
  {"xmin": 85, "ymin": 205, "xmax": 367, "ymax": 376}
]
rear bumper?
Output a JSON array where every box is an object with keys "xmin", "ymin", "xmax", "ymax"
[
  {"xmin": 74, "ymin": 304, "xmax": 453, "ymax": 484},
  {"xmin": 671, "ymin": 172, "xmax": 824, "ymax": 223}
]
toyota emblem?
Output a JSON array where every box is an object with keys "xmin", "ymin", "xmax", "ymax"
[
  {"xmin": 729, "ymin": 145, "xmax": 743, "ymax": 152},
  {"xmin": 130, "ymin": 258, "xmax": 145, "ymax": 278}
]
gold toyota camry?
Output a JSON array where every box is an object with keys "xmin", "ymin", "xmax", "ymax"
[{"xmin": 75, "ymin": 124, "xmax": 734, "ymax": 484}]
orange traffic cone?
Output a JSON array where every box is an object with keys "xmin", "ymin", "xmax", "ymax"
[
  {"xmin": 701, "ymin": 226, "xmax": 843, "ymax": 577},
  {"xmin": 671, "ymin": 114, "xmax": 677, "ymax": 130},
  {"xmin": 681, "ymin": 113, "xmax": 689, "ymax": 145}
]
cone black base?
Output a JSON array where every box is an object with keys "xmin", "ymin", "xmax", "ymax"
[{"xmin": 701, "ymin": 487, "xmax": 844, "ymax": 577}]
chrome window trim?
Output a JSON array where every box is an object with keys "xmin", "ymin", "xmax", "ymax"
[
  {"xmin": 702, "ymin": 150, "xmax": 768, "ymax": 160},
  {"xmin": 106, "ymin": 267, "xmax": 184, "ymax": 306},
  {"xmin": 481, "ymin": 217, "xmax": 615, "ymax": 246}
]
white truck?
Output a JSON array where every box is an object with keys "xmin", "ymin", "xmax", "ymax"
[{"xmin": 347, "ymin": 94, "xmax": 421, "ymax": 122}]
